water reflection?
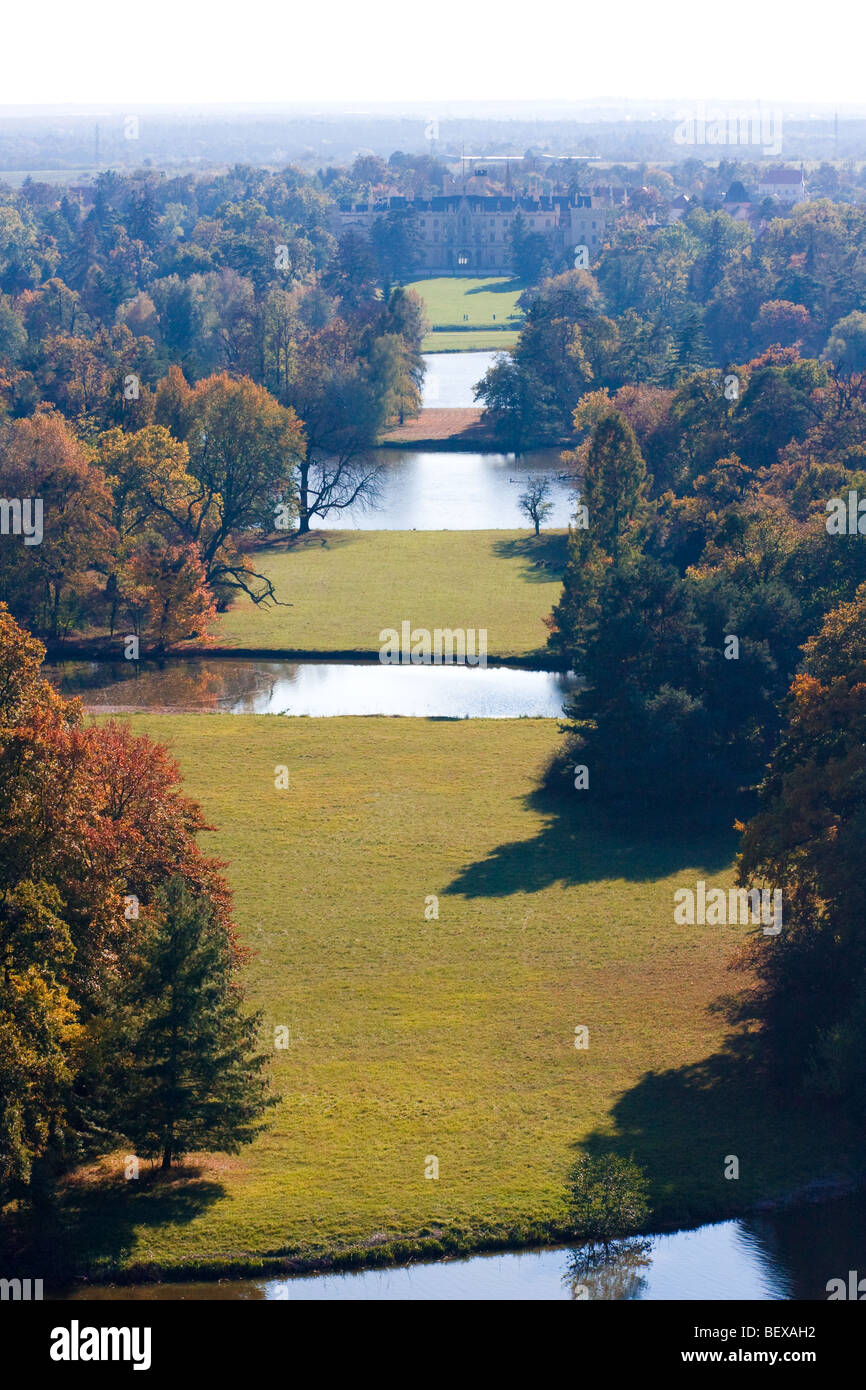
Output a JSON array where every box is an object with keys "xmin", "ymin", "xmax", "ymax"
[
  {"xmin": 45, "ymin": 659, "xmax": 577, "ymax": 719},
  {"xmin": 59, "ymin": 1194, "xmax": 866, "ymax": 1300},
  {"xmin": 421, "ymin": 350, "xmax": 503, "ymax": 408},
  {"xmin": 317, "ymin": 448, "xmax": 576, "ymax": 530},
  {"xmin": 564, "ymin": 1239, "xmax": 653, "ymax": 1301}
]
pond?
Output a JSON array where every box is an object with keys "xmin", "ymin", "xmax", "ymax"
[
  {"xmin": 45, "ymin": 658, "xmax": 578, "ymax": 719},
  {"xmin": 58, "ymin": 1192, "xmax": 866, "ymax": 1300},
  {"xmin": 314, "ymin": 448, "xmax": 577, "ymax": 530}
]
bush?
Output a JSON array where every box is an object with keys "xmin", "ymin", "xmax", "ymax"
[{"xmin": 566, "ymin": 1153, "xmax": 650, "ymax": 1244}]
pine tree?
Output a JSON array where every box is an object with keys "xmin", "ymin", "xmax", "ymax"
[
  {"xmin": 118, "ymin": 878, "xmax": 273, "ymax": 1169},
  {"xmin": 550, "ymin": 409, "xmax": 650, "ymax": 669}
]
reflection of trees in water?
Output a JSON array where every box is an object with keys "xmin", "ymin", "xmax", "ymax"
[
  {"xmin": 564, "ymin": 1239, "xmax": 653, "ymax": 1301},
  {"xmin": 61, "ymin": 660, "xmax": 252, "ymax": 712},
  {"xmin": 738, "ymin": 1194, "xmax": 866, "ymax": 1301}
]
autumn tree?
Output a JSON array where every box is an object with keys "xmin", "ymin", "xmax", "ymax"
[
  {"xmin": 0, "ymin": 605, "xmax": 253, "ymax": 1194},
  {"xmin": 95, "ymin": 424, "xmax": 218, "ymax": 645},
  {"xmin": 0, "ymin": 411, "xmax": 116, "ymax": 639},
  {"xmin": 154, "ymin": 370, "xmax": 303, "ymax": 601},
  {"xmin": 734, "ymin": 583, "xmax": 866, "ymax": 1102}
]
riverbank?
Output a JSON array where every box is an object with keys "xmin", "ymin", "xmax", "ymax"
[
  {"xmin": 378, "ymin": 407, "xmax": 497, "ymax": 449},
  {"xmin": 42, "ymin": 531, "xmax": 569, "ymax": 667},
  {"xmin": 210, "ymin": 530, "xmax": 568, "ymax": 662},
  {"xmin": 33, "ymin": 1170, "xmax": 866, "ymax": 1293},
  {"xmin": 4, "ymin": 714, "xmax": 858, "ymax": 1288}
]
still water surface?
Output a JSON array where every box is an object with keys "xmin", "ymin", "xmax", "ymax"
[
  {"xmin": 325, "ymin": 447, "xmax": 577, "ymax": 530},
  {"xmin": 305, "ymin": 350, "xmax": 576, "ymax": 532},
  {"xmin": 61, "ymin": 1194, "xmax": 866, "ymax": 1300},
  {"xmin": 46, "ymin": 658, "xmax": 577, "ymax": 718},
  {"xmin": 421, "ymin": 349, "xmax": 501, "ymax": 408}
]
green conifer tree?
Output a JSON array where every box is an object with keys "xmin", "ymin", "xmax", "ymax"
[{"xmin": 118, "ymin": 878, "xmax": 273, "ymax": 1169}]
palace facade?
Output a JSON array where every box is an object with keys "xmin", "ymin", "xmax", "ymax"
[{"xmin": 333, "ymin": 192, "xmax": 613, "ymax": 275}]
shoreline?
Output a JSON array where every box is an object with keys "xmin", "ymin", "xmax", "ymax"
[
  {"xmin": 42, "ymin": 643, "xmax": 570, "ymax": 672},
  {"xmin": 42, "ymin": 1171, "xmax": 866, "ymax": 1294}
]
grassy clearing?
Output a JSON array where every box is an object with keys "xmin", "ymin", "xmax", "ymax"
[
  {"xmin": 216, "ymin": 531, "xmax": 567, "ymax": 662},
  {"xmin": 408, "ymin": 276, "xmax": 524, "ymax": 329},
  {"xmin": 423, "ymin": 330, "xmax": 520, "ymax": 353},
  {"xmin": 23, "ymin": 713, "xmax": 852, "ymax": 1280}
]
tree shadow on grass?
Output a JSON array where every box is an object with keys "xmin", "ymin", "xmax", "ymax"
[
  {"xmin": 491, "ymin": 533, "xmax": 569, "ymax": 583},
  {"xmin": 445, "ymin": 781, "xmax": 739, "ymax": 900},
  {"xmin": 464, "ymin": 279, "xmax": 524, "ymax": 297},
  {"xmin": 572, "ymin": 1033, "xmax": 862, "ymax": 1237},
  {"xmin": 0, "ymin": 1165, "xmax": 225, "ymax": 1283}
]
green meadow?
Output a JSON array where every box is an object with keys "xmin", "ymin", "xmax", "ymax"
[
  {"xmin": 33, "ymin": 714, "xmax": 853, "ymax": 1280},
  {"xmin": 216, "ymin": 531, "xmax": 568, "ymax": 663},
  {"xmin": 407, "ymin": 276, "xmax": 525, "ymax": 329},
  {"xmin": 422, "ymin": 330, "xmax": 520, "ymax": 353}
]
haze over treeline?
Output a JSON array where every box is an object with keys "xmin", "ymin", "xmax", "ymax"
[{"xmin": 3, "ymin": 104, "xmax": 866, "ymax": 173}]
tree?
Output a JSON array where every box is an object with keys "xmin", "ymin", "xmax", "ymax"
[
  {"xmin": 0, "ymin": 605, "xmax": 243, "ymax": 1192},
  {"xmin": 518, "ymin": 476, "xmax": 555, "ymax": 535},
  {"xmin": 116, "ymin": 877, "xmax": 273, "ymax": 1169},
  {"xmin": 508, "ymin": 213, "xmax": 551, "ymax": 284},
  {"xmin": 276, "ymin": 320, "xmax": 390, "ymax": 533},
  {"xmin": 119, "ymin": 540, "xmax": 217, "ymax": 652},
  {"xmin": 0, "ymin": 411, "xmax": 116, "ymax": 639},
  {"xmin": 370, "ymin": 208, "xmax": 421, "ymax": 290},
  {"xmin": 823, "ymin": 311, "xmax": 866, "ymax": 374},
  {"xmin": 574, "ymin": 410, "xmax": 650, "ymax": 564},
  {"xmin": 154, "ymin": 370, "xmax": 303, "ymax": 603},
  {"xmin": 734, "ymin": 583, "xmax": 866, "ymax": 1100},
  {"xmin": 566, "ymin": 1154, "xmax": 650, "ymax": 1246}
]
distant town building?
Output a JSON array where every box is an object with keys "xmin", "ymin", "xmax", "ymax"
[
  {"xmin": 756, "ymin": 166, "xmax": 808, "ymax": 205},
  {"xmin": 333, "ymin": 191, "xmax": 613, "ymax": 275},
  {"xmin": 668, "ymin": 193, "xmax": 692, "ymax": 221}
]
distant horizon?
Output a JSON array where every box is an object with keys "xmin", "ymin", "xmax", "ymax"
[{"xmin": 2, "ymin": 100, "xmax": 866, "ymax": 118}]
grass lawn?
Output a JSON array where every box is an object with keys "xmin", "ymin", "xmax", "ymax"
[
  {"xmin": 215, "ymin": 531, "xmax": 567, "ymax": 663},
  {"xmin": 25, "ymin": 714, "xmax": 853, "ymax": 1281},
  {"xmin": 408, "ymin": 276, "xmax": 524, "ymax": 329},
  {"xmin": 423, "ymin": 330, "xmax": 520, "ymax": 353}
]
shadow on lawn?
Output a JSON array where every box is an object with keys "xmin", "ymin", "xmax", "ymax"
[
  {"xmin": 491, "ymin": 533, "xmax": 569, "ymax": 583},
  {"xmin": 463, "ymin": 278, "xmax": 524, "ymax": 298},
  {"xmin": 445, "ymin": 782, "xmax": 738, "ymax": 900},
  {"xmin": 573, "ymin": 1032, "xmax": 862, "ymax": 1236},
  {"xmin": 1, "ymin": 1165, "xmax": 225, "ymax": 1282}
]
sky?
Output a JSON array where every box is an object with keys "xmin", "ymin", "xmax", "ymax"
[{"xmin": 4, "ymin": 0, "xmax": 863, "ymax": 108}]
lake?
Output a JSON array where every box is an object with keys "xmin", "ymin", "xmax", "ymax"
[
  {"xmin": 421, "ymin": 349, "xmax": 502, "ymax": 408},
  {"xmin": 323, "ymin": 447, "xmax": 577, "ymax": 530},
  {"xmin": 59, "ymin": 1192, "xmax": 866, "ymax": 1300},
  {"xmin": 301, "ymin": 350, "xmax": 576, "ymax": 531},
  {"xmin": 45, "ymin": 658, "xmax": 578, "ymax": 718}
]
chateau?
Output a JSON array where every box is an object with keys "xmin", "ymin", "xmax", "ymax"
[{"xmin": 333, "ymin": 191, "xmax": 613, "ymax": 275}]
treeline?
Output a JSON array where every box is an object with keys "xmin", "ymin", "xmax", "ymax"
[
  {"xmin": 0, "ymin": 166, "xmax": 428, "ymax": 645},
  {"xmin": 478, "ymin": 200, "xmax": 866, "ymax": 446},
  {"xmin": 0, "ymin": 607, "xmax": 273, "ymax": 1204},
  {"xmin": 0, "ymin": 165, "xmax": 425, "ymax": 431},
  {"xmin": 548, "ymin": 352, "xmax": 866, "ymax": 1106}
]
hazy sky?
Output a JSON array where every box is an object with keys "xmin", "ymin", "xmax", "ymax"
[{"xmin": 6, "ymin": 0, "xmax": 861, "ymax": 107}]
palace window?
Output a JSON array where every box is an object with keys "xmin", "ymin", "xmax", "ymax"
[{"xmin": 458, "ymin": 253, "xmax": 469, "ymax": 266}]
